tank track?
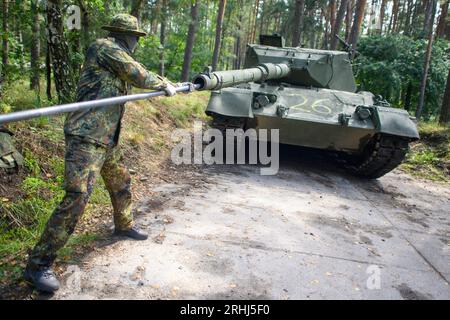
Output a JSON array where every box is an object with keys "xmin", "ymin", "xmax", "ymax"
[
  {"xmin": 208, "ymin": 115, "xmax": 248, "ymax": 159},
  {"xmin": 210, "ymin": 117, "xmax": 409, "ymax": 179},
  {"xmin": 210, "ymin": 115, "xmax": 246, "ymax": 132},
  {"xmin": 346, "ymin": 134, "xmax": 410, "ymax": 179}
]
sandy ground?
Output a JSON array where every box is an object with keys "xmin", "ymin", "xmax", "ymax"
[{"xmin": 50, "ymin": 147, "xmax": 449, "ymax": 300}]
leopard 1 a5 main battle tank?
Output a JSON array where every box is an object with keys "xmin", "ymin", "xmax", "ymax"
[{"xmin": 193, "ymin": 34, "xmax": 419, "ymax": 179}]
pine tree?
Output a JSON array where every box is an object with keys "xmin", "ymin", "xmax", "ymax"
[
  {"xmin": 46, "ymin": 0, "xmax": 76, "ymax": 103},
  {"xmin": 379, "ymin": 0, "xmax": 387, "ymax": 33},
  {"xmin": 292, "ymin": 0, "xmax": 305, "ymax": 47},
  {"xmin": 159, "ymin": 0, "xmax": 168, "ymax": 76},
  {"xmin": 131, "ymin": 0, "xmax": 145, "ymax": 21},
  {"xmin": 2, "ymin": 0, "xmax": 9, "ymax": 72},
  {"xmin": 330, "ymin": 0, "xmax": 349, "ymax": 49},
  {"xmin": 30, "ymin": 0, "xmax": 40, "ymax": 92},
  {"xmin": 416, "ymin": 0, "xmax": 438, "ymax": 119},
  {"xmin": 212, "ymin": 0, "xmax": 227, "ymax": 71},
  {"xmin": 436, "ymin": 0, "xmax": 449, "ymax": 39},
  {"xmin": 345, "ymin": 0, "xmax": 355, "ymax": 42},
  {"xmin": 348, "ymin": 0, "xmax": 367, "ymax": 48},
  {"xmin": 181, "ymin": 0, "xmax": 200, "ymax": 82},
  {"xmin": 439, "ymin": 68, "xmax": 450, "ymax": 124}
]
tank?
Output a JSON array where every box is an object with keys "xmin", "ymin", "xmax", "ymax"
[{"xmin": 193, "ymin": 34, "xmax": 419, "ymax": 179}]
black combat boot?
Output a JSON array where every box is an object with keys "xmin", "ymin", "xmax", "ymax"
[
  {"xmin": 114, "ymin": 226, "xmax": 148, "ymax": 240},
  {"xmin": 24, "ymin": 266, "xmax": 60, "ymax": 293}
]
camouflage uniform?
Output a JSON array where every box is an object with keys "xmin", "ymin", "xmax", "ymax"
[
  {"xmin": 0, "ymin": 125, "xmax": 23, "ymax": 171},
  {"xmin": 28, "ymin": 15, "xmax": 167, "ymax": 269}
]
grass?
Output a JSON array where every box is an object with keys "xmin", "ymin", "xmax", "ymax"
[
  {"xmin": 158, "ymin": 91, "xmax": 210, "ymax": 127},
  {"xmin": 401, "ymin": 122, "xmax": 449, "ymax": 182},
  {"xmin": 1, "ymin": 78, "xmax": 54, "ymax": 113}
]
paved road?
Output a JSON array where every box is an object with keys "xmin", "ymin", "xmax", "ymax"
[{"xmin": 54, "ymin": 147, "xmax": 450, "ymax": 299}]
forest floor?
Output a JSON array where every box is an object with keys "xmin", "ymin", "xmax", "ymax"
[{"xmin": 0, "ymin": 89, "xmax": 449, "ymax": 299}]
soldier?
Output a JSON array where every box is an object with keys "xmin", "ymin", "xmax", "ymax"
[{"xmin": 24, "ymin": 14, "xmax": 179, "ymax": 293}]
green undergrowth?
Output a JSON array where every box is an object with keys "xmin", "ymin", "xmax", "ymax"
[
  {"xmin": 402, "ymin": 122, "xmax": 449, "ymax": 182},
  {"xmin": 158, "ymin": 91, "xmax": 210, "ymax": 126}
]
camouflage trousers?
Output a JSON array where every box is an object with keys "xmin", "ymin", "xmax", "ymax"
[{"xmin": 28, "ymin": 135, "xmax": 133, "ymax": 269}]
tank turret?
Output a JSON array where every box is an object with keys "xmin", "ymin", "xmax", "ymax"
[
  {"xmin": 194, "ymin": 34, "xmax": 357, "ymax": 93},
  {"xmin": 243, "ymin": 44, "xmax": 357, "ymax": 92}
]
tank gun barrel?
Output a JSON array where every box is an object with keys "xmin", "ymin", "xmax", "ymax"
[
  {"xmin": 0, "ymin": 83, "xmax": 200, "ymax": 125},
  {"xmin": 193, "ymin": 63, "xmax": 291, "ymax": 91}
]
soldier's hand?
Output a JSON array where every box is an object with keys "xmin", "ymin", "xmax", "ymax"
[
  {"xmin": 155, "ymin": 75, "xmax": 177, "ymax": 96},
  {"xmin": 163, "ymin": 83, "xmax": 177, "ymax": 97}
]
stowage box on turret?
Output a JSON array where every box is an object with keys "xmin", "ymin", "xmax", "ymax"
[{"xmin": 193, "ymin": 34, "xmax": 419, "ymax": 179}]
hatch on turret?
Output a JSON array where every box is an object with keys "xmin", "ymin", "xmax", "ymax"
[{"xmin": 259, "ymin": 34, "xmax": 285, "ymax": 48}]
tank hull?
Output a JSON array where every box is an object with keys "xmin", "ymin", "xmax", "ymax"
[{"xmin": 205, "ymin": 83, "xmax": 419, "ymax": 155}]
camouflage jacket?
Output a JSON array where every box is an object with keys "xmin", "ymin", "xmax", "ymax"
[{"xmin": 64, "ymin": 37, "xmax": 166, "ymax": 147}]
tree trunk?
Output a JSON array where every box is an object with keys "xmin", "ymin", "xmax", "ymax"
[
  {"xmin": 439, "ymin": 68, "xmax": 450, "ymax": 125},
  {"xmin": 274, "ymin": 13, "xmax": 280, "ymax": 33},
  {"xmin": 403, "ymin": 0, "xmax": 413, "ymax": 35},
  {"xmin": 46, "ymin": 43, "xmax": 52, "ymax": 101},
  {"xmin": 416, "ymin": 0, "xmax": 438, "ymax": 119},
  {"xmin": 234, "ymin": 0, "xmax": 244, "ymax": 69},
  {"xmin": 423, "ymin": 0, "xmax": 439, "ymax": 37},
  {"xmin": 159, "ymin": 0, "xmax": 168, "ymax": 76},
  {"xmin": 131, "ymin": 0, "xmax": 145, "ymax": 21},
  {"xmin": 2, "ymin": 0, "xmax": 9, "ymax": 71},
  {"xmin": 211, "ymin": 0, "xmax": 227, "ymax": 71},
  {"xmin": 392, "ymin": 0, "xmax": 400, "ymax": 32},
  {"xmin": 403, "ymin": 81, "xmax": 413, "ymax": 111},
  {"xmin": 234, "ymin": 35, "xmax": 241, "ymax": 69},
  {"xmin": 329, "ymin": 0, "xmax": 337, "ymax": 44},
  {"xmin": 436, "ymin": 0, "xmax": 449, "ymax": 39},
  {"xmin": 379, "ymin": 0, "xmax": 387, "ymax": 33},
  {"xmin": 219, "ymin": 1, "xmax": 233, "ymax": 69},
  {"xmin": 349, "ymin": 0, "xmax": 367, "ymax": 48},
  {"xmin": 411, "ymin": 0, "xmax": 426, "ymax": 35},
  {"xmin": 244, "ymin": 2, "xmax": 252, "ymax": 47},
  {"xmin": 30, "ymin": 0, "xmax": 41, "ymax": 92},
  {"xmin": 310, "ymin": 32, "xmax": 316, "ymax": 48},
  {"xmin": 367, "ymin": 0, "xmax": 376, "ymax": 34},
  {"xmin": 259, "ymin": 0, "xmax": 273, "ymax": 35},
  {"xmin": 322, "ymin": 6, "xmax": 330, "ymax": 49},
  {"xmin": 77, "ymin": 0, "xmax": 90, "ymax": 52},
  {"xmin": 264, "ymin": 1, "xmax": 270, "ymax": 34},
  {"xmin": 151, "ymin": 1, "xmax": 161, "ymax": 34},
  {"xmin": 251, "ymin": 0, "xmax": 261, "ymax": 43},
  {"xmin": 397, "ymin": 0, "xmax": 407, "ymax": 33},
  {"xmin": 345, "ymin": 0, "xmax": 355, "ymax": 42},
  {"xmin": 181, "ymin": 0, "xmax": 200, "ymax": 82},
  {"xmin": 291, "ymin": 0, "xmax": 306, "ymax": 47},
  {"xmin": 259, "ymin": 0, "xmax": 266, "ymax": 35},
  {"xmin": 330, "ymin": 0, "xmax": 349, "ymax": 49},
  {"xmin": 15, "ymin": 1, "xmax": 25, "ymax": 70},
  {"xmin": 46, "ymin": 0, "xmax": 76, "ymax": 103}
]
